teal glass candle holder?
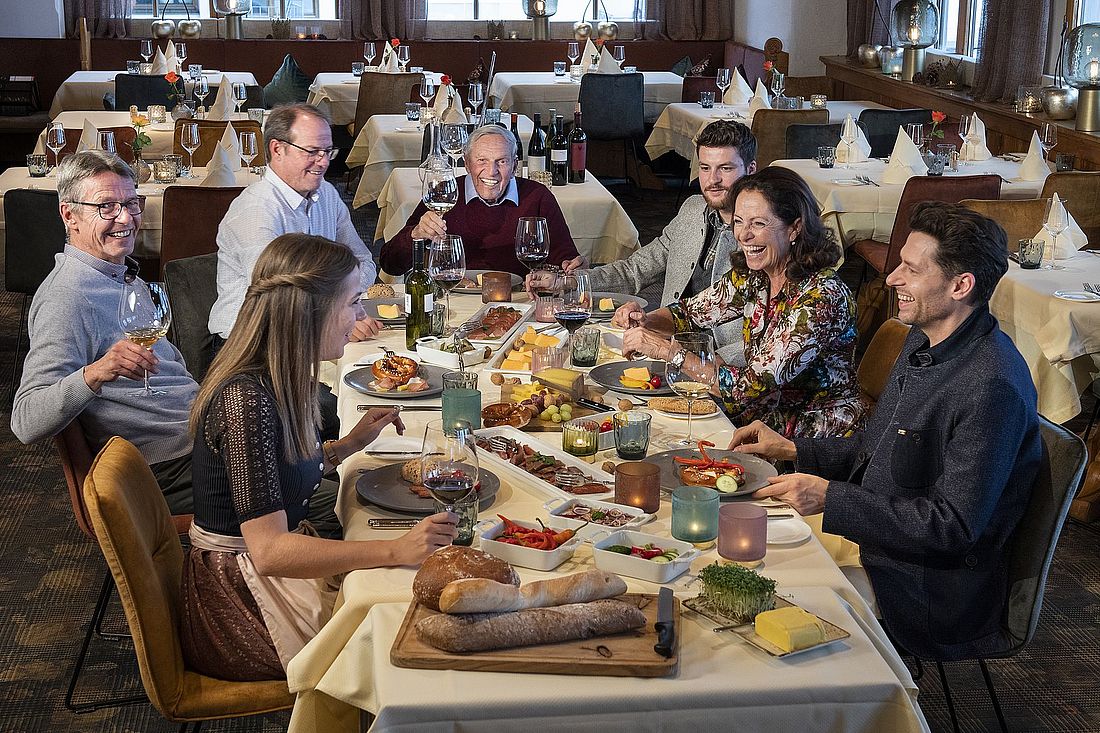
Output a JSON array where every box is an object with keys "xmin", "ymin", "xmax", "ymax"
[{"xmin": 671, "ymin": 485, "xmax": 720, "ymax": 545}]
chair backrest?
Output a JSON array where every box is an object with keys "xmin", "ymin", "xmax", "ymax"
[
  {"xmin": 857, "ymin": 108, "xmax": 933, "ymax": 158},
  {"xmin": 3, "ymin": 189, "xmax": 65, "ymax": 295},
  {"xmin": 56, "ymin": 126, "xmax": 137, "ymax": 165},
  {"xmin": 352, "ymin": 71, "xmax": 425, "ymax": 137},
  {"xmin": 83, "ymin": 436, "xmax": 187, "ymax": 715},
  {"xmin": 160, "ymin": 186, "xmax": 242, "ymax": 273},
  {"xmin": 1040, "ymin": 171, "xmax": 1100, "ymax": 247},
  {"xmin": 883, "ymin": 174, "xmax": 1002, "ymax": 275},
  {"xmin": 784, "ymin": 122, "xmax": 844, "ymax": 160},
  {"xmin": 1001, "ymin": 417, "xmax": 1086, "ymax": 653},
  {"xmin": 856, "ymin": 318, "xmax": 910, "ymax": 405},
  {"xmin": 114, "ymin": 73, "xmax": 186, "ymax": 112},
  {"xmin": 579, "ymin": 73, "xmax": 645, "ymax": 140},
  {"xmin": 681, "ymin": 76, "xmax": 721, "ymax": 103},
  {"xmin": 172, "ymin": 118, "xmax": 265, "ymax": 168},
  {"xmin": 54, "ymin": 420, "xmax": 97, "ymax": 539},
  {"xmin": 163, "ymin": 252, "xmax": 219, "ymax": 383},
  {"xmin": 749, "ymin": 108, "xmax": 829, "ymax": 167},
  {"xmin": 960, "ymin": 198, "xmax": 1050, "ymax": 252}
]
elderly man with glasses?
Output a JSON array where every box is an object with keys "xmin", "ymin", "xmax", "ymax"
[{"xmin": 11, "ymin": 150, "xmax": 198, "ymax": 514}]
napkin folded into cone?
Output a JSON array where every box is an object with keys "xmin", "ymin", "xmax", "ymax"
[
  {"xmin": 379, "ymin": 44, "xmax": 401, "ymax": 72},
  {"xmin": 76, "ymin": 119, "xmax": 98, "ymax": 153},
  {"xmin": 583, "ymin": 38, "xmax": 600, "ymax": 69},
  {"xmin": 959, "ymin": 113, "xmax": 992, "ymax": 161},
  {"xmin": 745, "ymin": 79, "xmax": 771, "ymax": 126},
  {"xmin": 151, "ymin": 48, "xmax": 169, "ymax": 76},
  {"xmin": 165, "ymin": 40, "xmax": 179, "ymax": 75},
  {"xmin": 207, "ymin": 76, "xmax": 236, "ymax": 121},
  {"xmin": 1017, "ymin": 131, "xmax": 1050, "ymax": 182},
  {"xmin": 217, "ymin": 121, "xmax": 242, "ymax": 171},
  {"xmin": 441, "ymin": 101, "xmax": 468, "ymax": 125},
  {"xmin": 835, "ymin": 114, "xmax": 872, "ymax": 163},
  {"xmin": 432, "ymin": 84, "xmax": 459, "ymax": 117},
  {"xmin": 882, "ymin": 127, "xmax": 928, "ymax": 184},
  {"xmin": 596, "ymin": 47, "xmax": 622, "ymax": 74},
  {"xmin": 202, "ymin": 143, "xmax": 238, "ymax": 187},
  {"xmin": 1033, "ymin": 192, "xmax": 1088, "ymax": 258},
  {"xmin": 722, "ymin": 67, "xmax": 754, "ymax": 106}
]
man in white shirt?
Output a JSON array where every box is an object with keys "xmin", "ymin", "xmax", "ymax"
[{"xmin": 209, "ymin": 102, "xmax": 381, "ymax": 341}]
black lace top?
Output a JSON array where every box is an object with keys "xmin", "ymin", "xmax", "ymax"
[{"xmin": 191, "ymin": 374, "xmax": 324, "ymax": 536}]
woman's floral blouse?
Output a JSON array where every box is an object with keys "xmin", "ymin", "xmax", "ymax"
[{"xmin": 668, "ymin": 266, "xmax": 865, "ymax": 438}]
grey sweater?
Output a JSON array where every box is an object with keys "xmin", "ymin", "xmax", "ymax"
[{"xmin": 11, "ymin": 246, "xmax": 198, "ymax": 464}]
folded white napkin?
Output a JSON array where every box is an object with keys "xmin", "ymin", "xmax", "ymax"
[
  {"xmin": 583, "ymin": 38, "xmax": 600, "ymax": 69},
  {"xmin": 202, "ymin": 144, "xmax": 238, "ymax": 187},
  {"xmin": 151, "ymin": 48, "xmax": 169, "ymax": 76},
  {"xmin": 746, "ymin": 79, "xmax": 771, "ymax": 126},
  {"xmin": 722, "ymin": 67, "xmax": 753, "ymax": 106},
  {"xmin": 207, "ymin": 76, "xmax": 235, "ymax": 121},
  {"xmin": 836, "ymin": 114, "xmax": 872, "ymax": 163},
  {"xmin": 432, "ymin": 84, "xmax": 457, "ymax": 117},
  {"xmin": 165, "ymin": 41, "xmax": 179, "ymax": 74},
  {"xmin": 1034, "ymin": 192, "xmax": 1088, "ymax": 258},
  {"xmin": 379, "ymin": 44, "xmax": 401, "ymax": 72},
  {"xmin": 441, "ymin": 100, "xmax": 468, "ymax": 125},
  {"xmin": 76, "ymin": 119, "xmax": 98, "ymax": 152},
  {"xmin": 960, "ymin": 113, "xmax": 992, "ymax": 161},
  {"xmin": 882, "ymin": 127, "xmax": 928, "ymax": 184},
  {"xmin": 217, "ymin": 121, "xmax": 242, "ymax": 171},
  {"xmin": 1017, "ymin": 131, "xmax": 1050, "ymax": 182},
  {"xmin": 596, "ymin": 46, "xmax": 623, "ymax": 74}
]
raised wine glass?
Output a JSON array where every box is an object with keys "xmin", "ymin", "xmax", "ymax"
[
  {"xmin": 552, "ymin": 273, "xmax": 592, "ymax": 364},
  {"xmin": 194, "ymin": 77, "xmax": 210, "ymax": 119},
  {"xmin": 421, "ymin": 419, "xmax": 479, "ymax": 519},
  {"xmin": 567, "ymin": 41, "xmax": 580, "ymax": 67},
  {"xmin": 118, "ymin": 281, "xmax": 172, "ymax": 397},
  {"xmin": 232, "ymin": 82, "xmax": 248, "ymax": 118},
  {"xmin": 428, "ymin": 234, "xmax": 466, "ymax": 334},
  {"xmin": 140, "ymin": 39, "xmax": 153, "ymax": 63},
  {"xmin": 397, "ymin": 45, "xmax": 411, "ymax": 71},
  {"xmin": 714, "ymin": 68, "xmax": 731, "ymax": 109},
  {"xmin": 1042, "ymin": 197, "xmax": 1068, "ymax": 271},
  {"xmin": 440, "ymin": 123, "xmax": 468, "ymax": 169},
  {"xmin": 180, "ymin": 122, "xmax": 200, "ymax": 178},
  {"xmin": 663, "ymin": 331, "xmax": 716, "ymax": 448},
  {"xmin": 239, "ymin": 130, "xmax": 258, "ymax": 173},
  {"xmin": 1040, "ymin": 122, "xmax": 1058, "ymax": 162},
  {"xmin": 46, "ymin": 123, "xmax": 66, "ymax": 174},
  {"xmin": 363, "ymin": 41, "xmax": 377, "ymax": 66},
  {"xmin": 515, "ymin": 216, "xmax": 550, "ymax": 273},
  {"xmin": 467, "ymin": 82, "xmax": 484, "ymax": 124}
]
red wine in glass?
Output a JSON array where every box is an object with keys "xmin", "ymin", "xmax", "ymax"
[
  {"xmin": 554, "ymin": 308, "xmax": 590, "ymax": 334},
  {"xmin": 432, "ymin": 273, "xmax": 463, "ymax": 292},
  {"xmin": 424, "ymin": 473, "xmax": 476, "ymax": 505}
]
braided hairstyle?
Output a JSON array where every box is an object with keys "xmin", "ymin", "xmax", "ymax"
[{"xmin": 190, "ymin": 233, "xmax": 359, "ymax": 462}]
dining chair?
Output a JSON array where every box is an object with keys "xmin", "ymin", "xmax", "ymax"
[
  {"xmin": 579, "ymin": 72, "xmax": 646, "ymax": 186},
  {"xmin": 1039, "ymin": 171, "xmax": 1100, "ymax": 247},
  {"xmin": 160, "ymin": 186, "xmax": 243, "ymax": 275},
  {"xmin": 857, "ymin": 108, "xmax": 932, "ymax": 158},
  {"xmin": 350, "ymin": 71, "xmax": 426, "ymax": 139},
  {"xmin": 163, "ymin": 253, "xmax": 220, "ymax": 383},
  {"xmin": 749, "ymin": 108, "xmax": 829, "ymax": 168},
  {"xmin": 171, "ymin": 118, "xmax": 264, "ymax": 168},
  {"xmin": 83, "ymin": 436, "xmax": 294, "ymax": 726},
  {"xmin": 56, "ymin": 126, "xmax": 137, "ymax": 165},
  {"xmin": 680, "ymin": 76, "xmax": 721, "ymax": 103},
  {"xmin": 113, "ymin": 73, "xmax": 186, "ymax": 112},
  {"xmin": 855, "ymin": 318, "xmax": 910, "ymax": 409},
  {"xmin": 959, "ymin": 198, "xmax": 1050, "ymax": 252},
  {"xmin": 783, "ymin": 122, "xmax": 844, "ymax": 160}
]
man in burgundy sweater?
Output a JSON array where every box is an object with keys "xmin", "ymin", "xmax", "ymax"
[{"xmin": 379, "ymin": 125, "xmax": 579, "ymax": 277}]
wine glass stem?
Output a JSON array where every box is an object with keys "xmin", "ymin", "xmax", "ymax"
[
  {"xmin": 187, "ymin": 149, "xmax": 193, "ymax": 173},
  {"xmin": 445, "ymin": 291, "xmax": 452, "ymax": 332},
  {"xmin": 143, "ymin": 368, "xmax": 151, "ymax": 393},
  {"xmin": 685, "ymin": 398, "xmax": 694, "ymax": 443}
]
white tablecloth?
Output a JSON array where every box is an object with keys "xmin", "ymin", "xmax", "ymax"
[
  {"xmin": 49, "ymin": 70, "xmax": 259, "ymax": 117},
  {"xmin": 345, "ymin": 114, "xmax": 535, "ymax": 208},
  {"xmin": 307, "ymin": 71, "xmax": 444, "ymax": 127},
  {"xmin": 645, "ymin": 100, "xmax": 890, "ymax": 178},
  {"xmin": 488, "ymin": 71, "xmax": 683, "ymax": 125},
  {"xmin": 374, "ymin": 167, "xmax": 639, "ymax": 267},
  {"xmin": 286, "ymin": 295, "xmax": 929, "ymax": 733}
]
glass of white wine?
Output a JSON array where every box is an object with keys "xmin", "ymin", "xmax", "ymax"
[
  {"xmin": 180, "ymin": 122, "xmax": 200, "ymax": 178},
  {"xmin": 118, "ymin": 281, "xmax": 172, "ymax": 397},
  {"xmin": 663, "ymin": 331, "xmax": 716, "ymax": 448}
]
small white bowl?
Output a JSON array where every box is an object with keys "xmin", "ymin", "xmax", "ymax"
[
  {"xmin": 543, "ymin": 497, "xmax": 653, "ymax": 540},
  {"xmin": 414, "ymin": 337, "xmax": 490, "ymax": 370},
  {"xmin": 591, "ymin": 529, "xmax": 698, "ymax": 583},
  {"xmin": 477, "ymin": 517, "xmax": 582, "ymax": 571}
]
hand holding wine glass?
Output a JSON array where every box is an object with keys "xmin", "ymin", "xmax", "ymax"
[
  {"xmin": 515, "ymin": 216, "xmax": 550, "ymax": 272},
  {"xmin": 553, "ymin": 274, "xmax": 592, "ymax": 364},
  {"xmin": 664, "ymin": 332, "xmax": 716, "ymax": 448},
  {"xmin": 118, "ymin": 281, "xmax": 172, "ymax": 397},
  {"xmin": 421, "ymin": 419, "xmax": 478, "ymax": 516}
]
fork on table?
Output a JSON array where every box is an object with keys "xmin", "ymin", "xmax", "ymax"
[
  {"xmin": 1082, "ymin": 283, "xmax": 1100, "ymax": 296},
  {"xmin": 856, "ymin": 175, "xmax": 880, "ymax": 187}
]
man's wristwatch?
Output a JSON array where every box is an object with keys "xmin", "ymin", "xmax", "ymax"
[{"xmin": 668, "ymin": 346, "xmax": 687, "ymax": 372}]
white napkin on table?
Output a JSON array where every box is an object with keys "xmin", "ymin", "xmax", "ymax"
[
  {"xmin": 379, "ymin": 44, "xmax": 401, "ymax": 72},
  {"xmin": 432, "ymin": 84, "xmax": 459, "ymax": 117},
  {"xmin": 207, "ymin": 76, "xmax": 235, "ymax": 121},
  {"xmin": 217, "ymin": 121, "xmax": 242, "ymax": 171},
  {"xmin": 440, "ymin": 99, "xmax": 468, "ymax": 125},
  {"xmin": 1017, "ymin": 131, "xmax": 1050, "ymax": 182},
  {"xmin": 76, "ymin": 119, "xmax": 98, "ymax": 152},
  {"xmin": 1034, "ymin": 193, "xmax": 1088, "ymax": 258},
  {"xmin": 960, "ymin": 113, "xmax": 992, "ymax": 161},
  {"xmin": 745, "ymin": 79, "xmax": 771, "ymax": 125},
  {"xmin": 201, "ymin": 144, "xmax": 238, "ymax": 187},
  {"xmin": 835, "ymin": 114, "xmax": 872, "ymax": 163},
  {"xmin": 722, "ymin": 67, "xmax": 754, "ymax": 105},
  {"xmin": 596, "ymin": 46, "xmax": 622, "ymax": 74},
  {"xmin": 165, "ymin": 40, "xmax": 179, "ymax": 74},
  {"xmin": 882, "ymin": 127, "xmax": 928, "ymax": 184},
  {"xmin": 151, "ymin": 48, "xmax": 169, "ymax": 76},
  {"xmin": 583, "ymin": 38, "xmax": 600, "ymax": 69}
]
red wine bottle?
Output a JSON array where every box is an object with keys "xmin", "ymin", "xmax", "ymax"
[
  {"xmin": 527, "ymin": 112, "xmax": 547, "ymax": 175},
  {"xmin": 550, "ymin": 114, "xmax": 568, "ymax": 186},
  {"xmin": 568, "ymin": 102, "xmax": 587, "ymax": 183}
]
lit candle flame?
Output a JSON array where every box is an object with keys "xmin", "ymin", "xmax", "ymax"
[
  {"xmin": 907, "ymin": 24, "xmax": 921, "ymax": 44},
  {"xmin": 1089, "ymin": 58, "xmax": 1100, "ymax": 84}
]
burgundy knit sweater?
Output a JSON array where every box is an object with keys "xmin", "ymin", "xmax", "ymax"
[{"xmin": 379, "ymin": 176, "xmax": 580, "ymax": 277}]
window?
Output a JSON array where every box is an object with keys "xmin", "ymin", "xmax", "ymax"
[
  {"xmin": 249, "ymin": 0, "xmax": 321, "ymax": 18},
  {"xmin": 1078, "ymin": 0, "xmax": 1100, "ymax": 23},
  {"xmin": 134, "ymin": 0, "xmax": 200, "ymax": 16},
  {"xmin": 133, "ymin": 0, "xmax": 324, "ymax": 18},
  {"xmin": 428, "ymin": 0, "xmax": 638, "ymax": 21},
  {"xmin": 934, "ymin": 0, "xmax": 983, "ymax": 57}
]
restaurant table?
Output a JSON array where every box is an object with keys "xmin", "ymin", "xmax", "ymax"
[
  {"xmin": 306, "ymin": 72, "xmax": 444, "ymax": 127},
  {"xmin": 344, "ymin": 114, "xmax": 535, "ymax": 208},
  {"xmin": 287, "ymin": 290, "xmax": 929, "ymax": 733},
  {"xmin": 645, "ymin": 100, "xmax": 890, "ymax": 178},
  {"xmin": 488, "ymin": 71, "xmax": 683, "ymax": 125},
  {"xmin": 373, "ymin": 167, "xmax": 640, "ymax": 267},
  {"xmin": 49, "ymin": 70, "xmax": 259, "ymax": 117},
  {"xmin": 773, "ymin": 157, "xmax": 1049, "ymax": 247},
  {"xmin": 0, "ymin": 165, "xmax": 257, "ymax": 261}
]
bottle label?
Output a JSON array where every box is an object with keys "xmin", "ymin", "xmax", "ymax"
[
  {"xmin": 405, "ymin": 292, "xmax": 433, "ymax": 313},
  {"xmin": 570, "ymin": 143, "xmax": 586, "ymax": 171},
  {"xmin": 528, "ymin": 156, "xmax": 547, "ymax": 173},
  {"xmin": 551, "ymin": 149, "xmax": 568, "ymax": 163}
]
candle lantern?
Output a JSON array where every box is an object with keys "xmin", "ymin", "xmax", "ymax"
[
  {"xmin": 891, "ymin": 0, "xmax": 938, "ymax": 82},
  {"xmin": 214, "ymin": 0, "xmax": 250, "ymax": 40},
  {"xmin": 717, "ymin": 504, "xmax": 767, "ymax": 564},
  {"xmin": 614, "ymin": 461, "xmax": 661, "ymax": 513},
  {"xmin": 523, "ymin": 0, "xmax": 558, "ymax": 41},
  {"xmin": 671, "ymin": 486, "xmax": 719, "ymax": 545},
  {"xmin": 1065, "ymin": 23, "xmax": 1100, "ymax": 131},
  {"xmin": 562, "ymin": 417, "xmax": 599, "ymax": 460},
  {"xmin": 481, "ymin": 271, "xmax": 513, "ymax": 303}
]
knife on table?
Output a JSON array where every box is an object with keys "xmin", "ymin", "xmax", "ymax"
[
  {"xmin": 653, "ymin": 586, "xmax": 676, "ymax": 659},
  {"xmin": 358, "ymin": 404, "xmax": 442, "ymax": 412}
]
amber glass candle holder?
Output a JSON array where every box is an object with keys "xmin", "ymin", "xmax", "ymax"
[
  {"xmin": 481, "ymin": 271, "xmax": 513, "ymax": 303},
  {"xmin": 613, "ymin": 461, "xmax": 661, "ymax": 513},
  {"xmin": 717, "ymin": 504, "xmax": 766, "ymax": 564}
]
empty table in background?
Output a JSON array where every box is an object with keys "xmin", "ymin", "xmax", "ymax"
[
  {"xmin": 49, "ymin": 70, "xmax": 259, "ymax": 117},
  {"xmin": 488, "ymin": 71, "xmax": 683, "ymax": 125},
  {"xmin": 307, "ymin": 72, "xmax": 444, "ymax": 127}
]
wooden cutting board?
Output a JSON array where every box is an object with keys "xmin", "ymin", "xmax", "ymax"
[
  {"xmin": 499, "ymin": 382, "xmax": 606, "ymax": 433},
  {"xmin": 390, "ymin": 593, "xmax": 679, "ymax": 677}
]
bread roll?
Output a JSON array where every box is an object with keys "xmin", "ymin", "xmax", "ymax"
[
  {"xmin": 412, "ymin": 546, "xmax": 519, "ymax": 611},
  {"xmin": 438, "ymin": 569, "xmax": 627, "ymax": 614},
  {"xmin": 415, "ymin": 599, "xmax": 646, "ymax": 653},
  {"xmin": 366, "ymin": 283, "xmax": 395, "ymax": 298}
]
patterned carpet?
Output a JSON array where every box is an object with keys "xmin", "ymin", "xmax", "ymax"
[{"xmin": 0, "ymin": 177, "xmax": 1097, "ymax": 732}]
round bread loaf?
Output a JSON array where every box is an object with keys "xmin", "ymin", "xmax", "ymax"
[
  {"xmin": 413, "ymin": 546, "xmax": 519, "ymax": 611},
  {"xmin": 366, "ymin": 283, "xmax": 395, "ymax": 298}
]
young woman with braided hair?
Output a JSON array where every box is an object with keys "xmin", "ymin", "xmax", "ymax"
[{"xmin": 181, "ymin": 233, "xmax": 455, "ymax": 681}]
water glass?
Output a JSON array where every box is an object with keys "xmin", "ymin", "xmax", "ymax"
[
  {"xmin": 434, "ymin": 493, "xmax": 477, "ymax": 546},
  {"xmin": 810, "ymin": 94, "xmax": 828, "ymax": 109},
  {"xmin": 127, "ymin": 60, "xmax": 141, "ymax": 74},
  {"xmin": 671, "ymin": 486, "xmax": 720, "ymax": 545},
  {"xmin": 569, "ymin": 64, "xmax": 583, "ymax": 82},
  {"xmin": 1017, "ymin": 239, "xmax": 1043, "ymax": 269},
  {"xmin": 570, "ymin": 326, "xmax": 601, "ymax": 367},
  {"xmin": 248, "ymin": 108, "xmax": 266, "ymax": 125},
  {"xmin": 405, "ymin": 102, "xmax": 421, "ymax": 121},
  {"xmin": 139, "ymin": 62, "xmax": 154, "ymax": 75},
  {"xmin": 442, "ymin": 371, "xmax": 481, "ymax": 431},
  {"xmin": 148, "ymin": 104, "xmax": 167, "ymax": 123},
  {"xmin": 153, "ymin": 159, "xmax": 177, "ymax": 183},
  {"xmin": 481, "ymin": 108, "xmax": 501, "ymax": 125},
  {"xmin": 926, "ymin": 154, "xmax": 946, "ymax": 176},
  {"xmin": 554, "ymin": 61, "xmax": 567, "ymax": 76},
  {"xmin": 614, "ymin": 461, "xmax": 661, "ymax": 513},
  {"xmin": 26, "ymin": 154, "xmax": 49, "ymax": 177},
  {"xmin": 352, "ymin": 61, "xmax": 365, "ymax": 76},
  {"xmin": 188, "ymin": 64, "xmax": 203, "ymax": 81},
  {"xmin": 531, "ymin": 345, "xmax": 567, "ymax": 373},
  {"xmin": 717, "ymin": 504, "xmax": 766, "ymax": 563},
  {"xmin": 623, "ymin": 66, "xmax": 637, "ymax": 74},
  {"xmin": 613, "ymin": 411, "xmax": 651, "ymax": 460},
  {"xmin": 937, "ymin": 143, "xmax": 958, "ymax": 172},
  {"xmin": 816, "ymin": 146, "xmax": 836, "ymax": 169},
  {"xmin": 698, "ymin": 91, "xmax": 714, "ymax": 109}
]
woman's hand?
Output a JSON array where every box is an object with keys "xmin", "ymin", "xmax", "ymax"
[
  {"xmin": 391, "ymin": 512, "xmax": 458, "ymax": 565},
  {"xmin": 622, "ymin": 327, "xmax": 673, "ymax": 361},
  {"xmin": 729, "ymin": 420, "xmax": 797, "ymax": 462},
  {"xmin": 348, "ymin": 406, "xmax": 405, "ymax": 451},
  {"xmin": 611, "ymin": 302, "xmax": 647, "ymax": 329}
]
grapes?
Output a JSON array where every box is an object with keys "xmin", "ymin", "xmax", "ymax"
[{"xmin": 551, "ymin": 413, "xmax": 563, "ymax": 423}]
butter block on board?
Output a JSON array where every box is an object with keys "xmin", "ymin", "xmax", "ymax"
[
  {"xmin": 754, "ymin": 606, "xmax": 826, "ymax": 653},
  {"xmin": 533, "ymin": 367, "xmax": 585, "ymax": 400}
]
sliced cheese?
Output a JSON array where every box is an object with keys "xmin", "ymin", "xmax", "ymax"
[
  {"xmin": 501, "ymin": 358, "xmax": 529, "ymax": 371},
  {"xmin": 533, "ymin": 333, "xmax": 560, "ymax": 348},
  {"xmin": 754, "ymin": 607, "xmax": 826, "ymax": 653},
  {"xmin": 598, "ymin": 297, "xmax": 615, "ymax": 312},
  {"xmin": 377, "ymin": 304, "xmax": 400, "ymax": 319},
  {"xmin": 521, "ymin": 326, "xmax": 540, "ymax": 344},
  {"xmin": 622, "ymin": 366, "xmax": 651, "ymax": 382}
]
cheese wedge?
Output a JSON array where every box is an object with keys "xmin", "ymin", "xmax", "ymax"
[
  {"xmin": 377, "ymin": 304, "xmax": 400, "ymax": 319},
  {"xmin": 533, "ymin": 367, "xmax": 585, "ymax": 399},
  {"xmin": 622, "ymin": 366, "xmax": 651, "ymax": 382},
  {"xmin": 598, "ymin": 297, "xmax": 615, "ymax": 312},
  {"xmin": 501, "ymin": 358, "xmax": 529, "ymax": 371},
  {"xmin": 521, "ymin": 326, "xmax": 540, "ymax": 344},
  {"xmin": 754, "ymin": 607, "xmax": 826, "ymax": 653},
  {"xmin": 534, "ymin": 333, "xmax": 560, "ymax": 348}
]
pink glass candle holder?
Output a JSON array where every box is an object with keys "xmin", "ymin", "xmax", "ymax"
[
  {"xmin": 717, "ymin": 504, "xmax": 767, "ymax": 563},
  {"xmin": 614, "ymin": 461, "xmax": 661, "ymax": 513}
]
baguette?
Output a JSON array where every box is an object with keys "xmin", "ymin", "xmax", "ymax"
[
  {"xmin": 438, "ymin": 569, "xmax": 627, "ymax": 614},
  {"xmin": 415, "ymin": 599, "xmax": 646, "ymax": 653}
]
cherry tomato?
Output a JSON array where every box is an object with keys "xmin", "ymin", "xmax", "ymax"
[
  {"xmin": 599, "ymin": 419, "xmax": 614, "ymax": 433},
  {"xmin": 649, "ymin": 375, "xmax": 663, "ymax": 388}
]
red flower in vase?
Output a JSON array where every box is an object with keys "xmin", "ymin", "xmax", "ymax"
[
  {"xmin": 440, "ymin": 74, "xmax": 452, "ymax": 86},
  {"xmin": 165, "ymin": 71, "xmax": 180, "ymax": 84},
  {"xmin": 390, "ymin": 38, "xmax": 401, "ymax": 47},
  {"xmin": 929, "ymin": 110, "xmax": 946, "ymax": 139},
  {"xmin": 763, "ymin": 60, "xmax": 774, "ymax": 72}
]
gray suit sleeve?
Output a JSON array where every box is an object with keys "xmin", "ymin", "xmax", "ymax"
[{"xmin": 585, "ymin": 201, "xmax": 694, "ymax": 294}]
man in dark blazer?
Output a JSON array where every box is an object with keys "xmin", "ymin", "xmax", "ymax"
[{"xmin": 729, "ymin": 202, "xmax": 1042, "ymax": 661}]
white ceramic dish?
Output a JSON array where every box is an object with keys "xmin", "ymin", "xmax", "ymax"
[
  {"xmin": 476, "ymin": 517, "xmax": 583, "ymax": 571},
  {"xmin": 473, "ymin": 425, "xmax": 615, "ymax": 502},
  {"xmin": 413, "ymin": 336, "xmax": 490, "ymax": 369},
  {"xmin": 463, "ymin": 302, "xmax": 535, "ymax": 348},
  {"xmin": 542, "ymin": 496, "xmax": 653, "ymax": 540},
  {"xmin": 591, "ymin": 529, "xmax": 699, "ymax": 583},
  {"xmin": 1053, "ymin": 289, "xmax": 1100, "ymax": 303},
  {"xmin": 767, "ymin": 518, "xmax": 812, "ymax": 545},
  {"xmin": 485, "ymin": 326, "xmax": 567, "ymax": 374}
]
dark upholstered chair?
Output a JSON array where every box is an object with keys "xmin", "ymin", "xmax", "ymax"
[
  {"xmin": 579, "ymin": 72, "xmax": 646, "ymax": 185},
  {"xmin": 855, "ymin": 318, "xmax": 910, "ymax": 408},
  {"xmin": 1040, "ymin": 171, "xmax": 1100, "ymax": 247},
  {"xmin": 749, "ymin": 108, "xmax": 829, "ymax": 168},
  {"xmin": 681, "ymin": 76, "xmax": 721, "ymax": 103},
  {"xmin": 160, "ymin": 186, "xmax": 243, "ymax": 276},
  {"xmin": 113, "ymin": 73, "xmax": 186, "ymax": 111},
  {"xmin": 83, "ymin": 437, "xmax": 294, "ymax": 726},
  {"xmin": 55, "ymin": 126, "xmax": 137, "ymax": 165},
  {"xmin": 784, "ymin": 122, "xmax": 844, "ymax": 159},
  {"xmin": 350, "ymin": 71, "xmax": 425, "ymax": 138},
  {"xmin": 163, "ymin": 253, "xmax": 219, "ymax": 383},
  {"xmin": 960, "ymin": 198, "xmax": 1050, "ymax": 253},
  {"xmin": 857, "ymin": 108, "xmax": 932, "ymax": 158},
  {"xmin": 171, "ymin": 118, "xmax": 265, "ymax": 168}
]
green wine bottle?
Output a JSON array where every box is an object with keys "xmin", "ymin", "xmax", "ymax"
[{"xmin": 405, "ymin": 238, "xmax": 434, "ymax": 349}]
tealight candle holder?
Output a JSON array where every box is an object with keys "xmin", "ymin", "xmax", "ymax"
[
  {"xmin": 481, "ymin": 271, "xmax": 513, "ymax": 302},
  {"xmin": 810, "ymin": 94, "xmax": 828, "ymax": 109},
  {"xmin": 614, "ymin": 461, "xmax": 661, "ymax": 513},
  {"xmin": 148, "ymin": 105, "xmax": 167, "ymax": 123},
  {"xmin": 562, "ymin": 417, "xmax": 600, "ymax": 460},
  {"xmin": 671, "ymin": 485, "xmax": 719, "ymax": 546},
  {"xmin": 717, "ymin": 504, "xmax": 766, "ymax": 565},
  {"xmin": 534, "ymin": 295, "xmax": 556, "ymax": 323},
  {"xmin": 153, "ymin": 159, "xmax": 177, "ymax": 183}
]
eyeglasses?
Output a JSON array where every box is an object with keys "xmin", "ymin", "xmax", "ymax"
[
  {"xmin": 275, "ymin": 138, "xmax": 340, "ymax": 160},
  {"xmin": 69, "ymin": 196, "xmax": 146, "ymax": 220}
]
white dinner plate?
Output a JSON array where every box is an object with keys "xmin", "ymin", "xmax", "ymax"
[
  {"xmin": 767, "ymin": 518, "xmax": 812, "ymax": 546},
  {"xmin": 648, "ymin": 404, "xmax": 724, "ymax": 421},
  {"xmin": 1053, "ymin": 290, "xmax": 1100, "ymax": 303}
]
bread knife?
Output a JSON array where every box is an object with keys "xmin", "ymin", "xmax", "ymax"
[{"xmin": 653, "ymin": 586, "xmax": 675, "ymax": 658}]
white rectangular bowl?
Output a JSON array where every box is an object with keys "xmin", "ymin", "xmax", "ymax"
[
  {"xmin": 477, "ymin": 517, "xmax": 583, "ymax": 571},
  {"xmin": 591, "ymin": 529, "xmax": 699, "ymax": 583},
  {"xmin": 542, "ymin": 496, "xmax": 654, "ymax": 540},
  {"xmin": 464, "ymin": 302, "xmax": 535, "ymax": 349},
  {"xmin": 474, "ymin": 425, "xmax": 614, "ymax": 502}
]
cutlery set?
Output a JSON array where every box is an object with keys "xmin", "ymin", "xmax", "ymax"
[{"xmin": 855, "ymin": 175, "xmax": 879, "ymax": 187}]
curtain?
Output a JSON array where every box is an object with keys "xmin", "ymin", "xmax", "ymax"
[
  {"xmin": 339, "ymin": 0, "xmax": 426, "ymax": 40},
  {"xmin": 641, "ymin": 0, "xmax": 734, "ymax": 41},
  {"xmin": 972, "ymin": 0, "xmax": 1050, "ymax": 103},
  {"xmin": 847, "ymin": 0, "xmax": 891, "ymax": 57},
  {"xmin": 65, "ymin": 0, "xmax": 133, "ymax": 38}
]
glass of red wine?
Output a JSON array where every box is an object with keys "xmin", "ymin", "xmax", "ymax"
[
  {"xmin": 428, "ymin": 234, "xmax": 466, "ymax": 334},
  {"xmin": 421, "ymin": 420, "xmax": 479, "ymax": 544},
  {"xmin": 552, "ymin": 273, "xmax": 592, "ymax": 365},
  {"xmin": 515, "ymin": 216, "xmax": 550, "ymax": 272}
]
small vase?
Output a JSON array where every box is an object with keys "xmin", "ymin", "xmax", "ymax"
[
  {"xmin": 171, "ymin": 101, "xmax": 194, "ymax": 121},
  {"xmin": 132, "ymin": 155, "xmax": 152, "ymax": 184}
]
